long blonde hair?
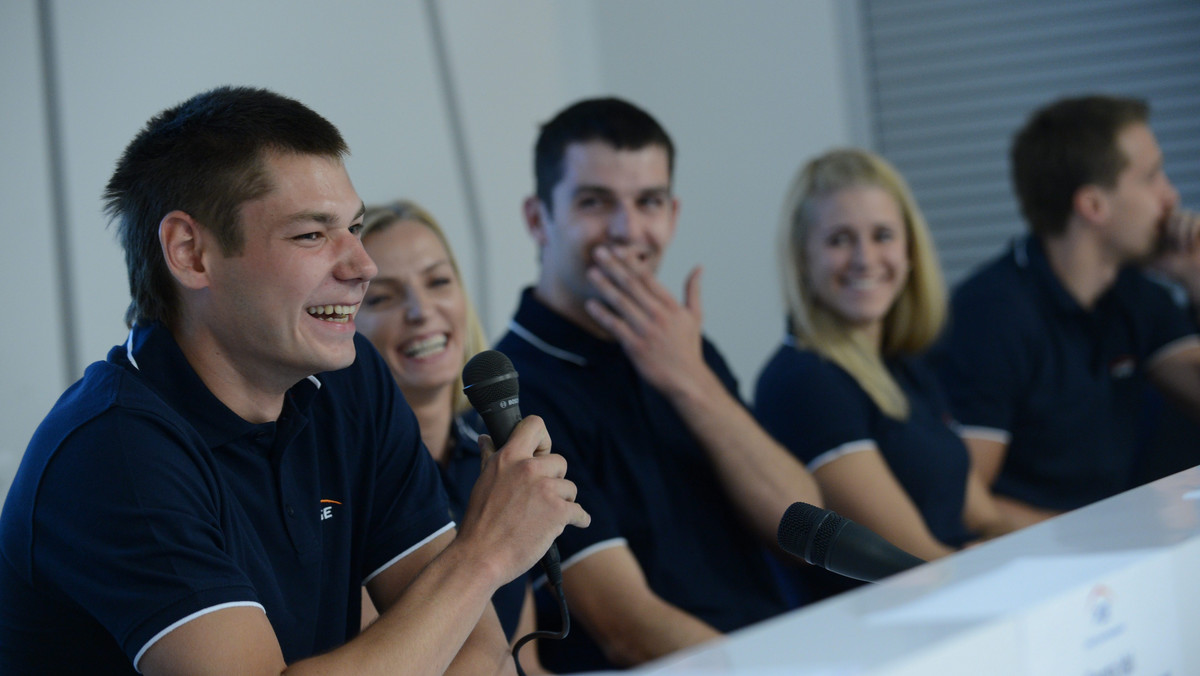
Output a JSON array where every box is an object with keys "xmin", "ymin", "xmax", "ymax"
[
  {"xmin": 361, "ymin": 200, "xmax": 489, "ymax": 416},
  {"xmin": 778, "ymin": 149, "xmax": 946, "ymax": 419}
]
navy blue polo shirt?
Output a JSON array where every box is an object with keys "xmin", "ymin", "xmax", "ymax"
[
  {"xmin": 755, "ymin": 343, "xmax": 972, "ymax": 548},
  {"xmin": 0, "ymin": 323, "xmax": 451, "ymax": 674},
  {"xmin": 495, "ymin": 289, "xmax": 788, "ymax": 673},
  {"xmin": 441, "ymin": 412, "xmax": 528, "ymax": 639},
  {"xmin": 931, "ymin": 235, "xmax": 1199, "ymax": 511}
]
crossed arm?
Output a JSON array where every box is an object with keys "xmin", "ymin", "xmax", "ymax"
[
  {"xmin": 961, "ymin": 436, "xmax": 1061, "ymax": 529},
  {"xmin": 561, "ymin": 544, "xmax": 721, "ymax": 666}
]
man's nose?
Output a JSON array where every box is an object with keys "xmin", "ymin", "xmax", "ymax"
[
  {"xmin": 337, "ymin": 232, "xmax": 378, "ymax": 282},
  {"xmin": 607, "ymin": 203, "xmax": 641, "ymax": 242}
]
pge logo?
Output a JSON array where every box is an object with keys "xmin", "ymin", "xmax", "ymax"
[{"xmin": 1085, "ymin": 585, "xmax": 1114, "ymax": 625}]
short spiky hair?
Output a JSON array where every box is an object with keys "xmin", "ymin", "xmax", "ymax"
[
  {"xmin": 534, "ymin": 97, "xmax": 674, "ymax": 210},
  {"xmin": 1011, "ymin": 94, "xmax": 1149, "ymax": 238},
  {"xmin": 103, "ymin": 85, "xmax": 349, "ymax": 328}
]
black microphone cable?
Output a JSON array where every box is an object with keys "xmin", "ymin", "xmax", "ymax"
[{"xmin": 510, "ymin": 550, "xmax": 567, "ymax": 676}]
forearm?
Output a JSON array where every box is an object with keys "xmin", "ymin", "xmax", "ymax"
[
  {"xmin": 445, "ymin": 603, "xmax": 517, "ymax": 676},
  {"xmin": 993, "ymin": 495, "xmax": 1062, "ymax": 529},
  {"xmin": 295, "ymin": 540, "xmax": 510, "ymax": 676},
  {"xmin": 961, "ymin": 471, "xmax": 1018, "ymax": 541},
  {"xmin": 564, "ymin": 546, "xmax": 720, "ymax": 667},
  {"xmin": 664, "ymin": 369, "xmax": 822, "ymax": 545},
  {"xmin": 815, "ymin": 456, "xmax": 953, "ymax": 562},
  {"xmin": 585, "ymin": 598, "xmax": 721, "ymax": 667}
]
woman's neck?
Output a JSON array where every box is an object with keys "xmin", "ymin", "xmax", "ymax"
[
  {"xmin": 847, "ymin": 320, "xmax": 884, "ymax": 356},
  {"xmin": 405, "ymin": 386, "xmax": 455, "ymax": 465}
]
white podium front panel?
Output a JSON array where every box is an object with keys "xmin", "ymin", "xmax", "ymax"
[{"xmin": 637, "ymin": 467, "xmax": 1200, "ymax": 675}]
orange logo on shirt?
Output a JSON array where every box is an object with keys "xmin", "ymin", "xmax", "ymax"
[{"xmin": 319, "ymin": 499, "xmax": 341, "ymax": 521}]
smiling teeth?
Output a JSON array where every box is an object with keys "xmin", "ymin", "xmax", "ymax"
[
  {"xmin": 405, "ymin": 334, "xmax": 448, "ymax": 358},
  {"xmin": 307, "ymin": 304, "xmax": 358, "ymax": 323}
]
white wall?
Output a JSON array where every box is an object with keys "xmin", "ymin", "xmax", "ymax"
[
  {"xmin": 0, "ymin": 0, "xmax": 854, "ymax": 500},
  {"xmin": 0, "ymin": 0, "xmax": 66, "ymax": 501},
  {"xmin": 591, "ymin": 0, "xmax": 858, "ymax": 393}
]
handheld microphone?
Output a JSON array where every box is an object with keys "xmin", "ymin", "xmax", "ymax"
[
  {"xmin": 462, "ymin": 350, "xmax": 564, "ymax": 589},
  {"xmin": 777, "ymin": 502, "xmax": 925, "ymax": 583}
]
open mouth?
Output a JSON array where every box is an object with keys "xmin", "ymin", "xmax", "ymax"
[
  {"xmin": 845, "ymin": 277, "xmax": 884, "ymax": 290},
  {"xmin": 307, "ymin": 304, "xmax": 359, "ymax": 323},
  {"xmin": 403, "ymin": 334, "xmax": 449, "ymax": 359}
]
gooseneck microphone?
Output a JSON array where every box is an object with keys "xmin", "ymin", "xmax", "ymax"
[
  {"xmin": 461, "ymin": 349, "xmax": 564, "ymax": 589},
  {"xmin": 777, "ymin": 502, "xmax": 925, "ymax": 583}
]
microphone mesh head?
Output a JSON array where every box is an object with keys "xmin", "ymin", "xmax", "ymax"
[
  {"xmin": 462, "ymin": 350, "xmax": 519, "ymax": 408},
  {"xmin": 777, "ymin": 502, "xmax": 823, "ymax": 559},
  {"xmin": 808, "ymin": 509, "xmax": 846, "ymax": 566}
]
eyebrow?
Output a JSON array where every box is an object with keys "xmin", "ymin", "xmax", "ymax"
[
  {"xmin": 287, "ymin": 202, "xmax": 367, "ymax": 227},
  {"xmin": 572, "ymin": 185, "xmax": 616, "ymax": 197},
  {"xmin": 367, "ymin": 259, "xmax": 453, "ymax": 287},
  {"xmin": 571, "ymin": 185, "xmax": 672, "ymax": 197}
]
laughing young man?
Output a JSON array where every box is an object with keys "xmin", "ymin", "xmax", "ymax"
[
  {"xmin": 0, "ymin": 86, "xmax": 588, "ymax": 675},
  {"xmin": 494, "ymin": 97, "xmax": 823, "ymax": 672}
]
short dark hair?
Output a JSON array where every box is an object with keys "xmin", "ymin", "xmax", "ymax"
[
  {"xmin": 103, "ymin": 85, "xmax": 349, "ymax": 328},
  {"xmin": 534, "ymin": 97, "xmax": 675, "ymax": 210},
  {"xmin": 1010, "ymin": 94, "xmax": 1149, "ymax": 238}
]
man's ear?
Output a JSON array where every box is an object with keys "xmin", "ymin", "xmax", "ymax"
[
  {"xmin": 523, "ymin": 195, "xmax": 549, "ymax": 247},
  {"xmin": 1073, "ymin": 184, "xmax": 1110, "ymax": 226},
  {"xmin": 159, "ymin": 210, "xmax": 212, "ymax": 290}
]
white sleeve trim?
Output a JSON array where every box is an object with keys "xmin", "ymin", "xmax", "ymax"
[
  {"xmin": 807, "ymin": 439, "xmax": 876, "ymax": 473},
  {"xmin": 133, "ymin": 601, "xmax": 265, "ymax": 672},
  {"xmin": 958, "ymin": 425, "xmax": 1011, "ymax": 445},
  {"xmin": 1147, "ymin": 334, "xmax": 1200, "ymax": 366},
  {"xmin": 363, "ymin": 521, "xmax": 456, "ymax": 584},
  {"xmin": 531, "ymin": 537, "xmax": 627, "ymax": 590}
]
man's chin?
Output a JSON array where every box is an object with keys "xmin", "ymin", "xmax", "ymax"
[
  {"xmin": 1137, "ymin": 236, "xmax": 1168, "ymax": 265},
  {"xmin": 314, "ymin": 343, "xmax": 358, "ymax": 374}
]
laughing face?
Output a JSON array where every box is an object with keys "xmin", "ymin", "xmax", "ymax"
[
  {"xmin": 196, "ymin": 151, "xmax": 375, "ymax": 389},
  {"xmin": 805, "ymin": 185, "xmax": 910, "ymax": 343},
  {"xmin": 527, "ymin": 141, "xmax": 678, "ymax": 326},
  {"xmin": 357, "ymin": 220, "xmax": 468, "ymax": 400}
]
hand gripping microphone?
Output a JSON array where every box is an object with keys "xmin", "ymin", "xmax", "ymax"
[
  {"xmin": 462, "ymin": 350, "xmax": 564, "ymax": 589},
  {"xmin": 777, "ymin": 502, "xmax": 925, "ymax": 583}
]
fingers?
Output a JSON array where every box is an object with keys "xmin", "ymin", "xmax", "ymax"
[
  {"xmin": 567, "ymin": 501, "xmax": 592, "ymax": 529},
  {"xmin": 683, "ymin": 265, "xmax": 704, "ymax": 318},
  {"xmin": 587, "ymin": 249, "xmax": 654, "ymax": 331},
  {"xmin": 584, "ymin": 297, "xmax": 638, "ymax": 347},
  {"xmin": 591, "ymin": 245, "xmax": 674, "ymax": 309},
  {"xmin": 492, "ymin": 416, "xmax": 552, "ymax": 460},
  {"xmin": 1165, "ymin": 209, "xmax": 1200, "ymax": 252},
  {"xmin": 477, "ymin": 434, "xmax": 495, "ymax": 472},
  {"xmin": 1179, "ymin": 210, "xmax": 1200, "ymax": 252},
  {"xmin": 490, "ymin": 417, "xmax": 565, "ymax": 483},
  {"xmin": 585, "ymin": 244, "xmax": 697, "ymax": 339}
]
